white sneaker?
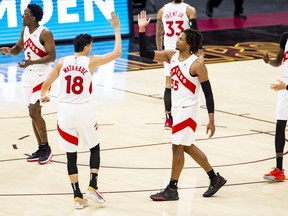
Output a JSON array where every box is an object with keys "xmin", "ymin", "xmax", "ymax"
[
  {"xmin": 86, "ymin": 186, "xmax": 105, "ymax": 203},
  {"xmin": 74, "ymin": 197, "xmax": 88, "ymax": 209}
]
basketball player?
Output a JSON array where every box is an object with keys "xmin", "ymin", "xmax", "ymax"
[
  {"xmin": 156, "ymin": 0, "xmax": 202, "ymax": 129},
  {"xmin": 0, "ymin": 4, "xmax": 55, "ymax": 164},
  {"xmin": 40, "ymin": 12, "xmax": 122, "ymax": 209},
  {"xmin": 138, "ymin": 11, "xmax": 226, "ymax": 200},
  {"xmin": 262, "ymin": 32, "xmax": 288, "ymax": 181}
]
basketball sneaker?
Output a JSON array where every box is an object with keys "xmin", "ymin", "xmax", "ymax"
[
  {"xmin": 74, "ymin": 197, "xmax": 88, "ymax": 209},
  {"xmin": 27, "ymin": 148, "xmax": 42, "ymax": 162},
  {"xmin": 150, "ymin": 185, "xmax": 179, "ymax": 201},
  {"xmin": 85, "ymin": 186, "xmax": 105, "ymax": 203},
  {"xmin": 263, "ymin": 167, "xmax": 286, "ymax": 181},
  {"xmin": 203, "ymin": 173, "xmax": 227, "ymax": 197},
  {"xmin": 38, "ymin": 145, "xmax": 53, "ymax": 165},
  {"xmin": 164, "ymin": 118, "xmax": 173, "ymax": 130}
]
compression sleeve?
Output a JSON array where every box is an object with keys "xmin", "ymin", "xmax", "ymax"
[
  {"xmin": 189, "ymin": 19, "xmax": 198, "ymax": 30},
  {"xmin": 279, "ymin": 32, "xmax": 288, "ymax": 50},
  {"xmin": 139, "ymin": 32, "xmax": 155, "ymax": 60},
  {"xmin": 201, "ymin": 80, "xmax": 214, "ymax": 113}
]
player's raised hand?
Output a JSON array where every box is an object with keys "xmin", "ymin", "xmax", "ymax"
[
  {"xmin": 138, "ymin": 10, "xmax": 151, "ymax": 31},
  {"xmin": 108, "ymin": 11, "xmax": 120, "ymax": 30}
]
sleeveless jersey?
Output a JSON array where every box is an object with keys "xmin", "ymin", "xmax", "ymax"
[
  {"xmin": 23, "ymin": 25, "xmax": 51, "ymax": 70},
  {"xmin": 170, "ymin": 51, "xmax": 200, "ymax": 107},
  {"xmin": 281, "ymin": 33, "xmax": 288, "ymax": 78},
  {"xmin": 58, "ymin": 55, "xmax": 92, "ymax": 103},
  {"xmin": 162, "ymin": 2, "xmax": 190, "ymax": 50}
]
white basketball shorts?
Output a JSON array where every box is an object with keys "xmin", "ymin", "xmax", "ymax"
[
  {"xmin": 172, "ymin": 103, "xmax": 200, "ymax": 146},
  {"xmin": 21, "ymin": 67, "xmax": 51, "ymax": 105},
  {"xmin": 57, "ymin": 102, "xmax": 100, "ymax": 152},
  {"xmin": 276, "ymin": 89, "xmax": 288, "ymax": 120}
]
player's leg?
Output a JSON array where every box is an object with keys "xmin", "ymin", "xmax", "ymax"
[
  {"xmin": 77, "ymin": 103, "xmax": 105, "ymax": 203},
  {"xmin": 86, "ymin": 144, "xmax": 105, "ymax": 203},
  {"xmin": 67, "ymin": 152, "xmax": 88, "ymax": 209},
  {"xmin": 150, "ymin": 144, "xmax": 182, "ymax": 201},
  {"xmin": 264, "ymin": 119, "xmax": 286, "ymax": 181},
  {"xmin": 183, "ymin": 145, "xmax": 226, "ymax": 197}
]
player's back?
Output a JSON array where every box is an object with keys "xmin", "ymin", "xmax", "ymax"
[
  {"xmin": 162, "ymin": 2, "xmax": 190, "ymax": 50},
  {"xmin": 58, "ymin": 55, "xmax": 92, "ymax": 103}
]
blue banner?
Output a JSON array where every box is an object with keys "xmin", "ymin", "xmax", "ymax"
[{"xmin": 0, "ymin": 0, "xmax": 131, "ymax": 45}]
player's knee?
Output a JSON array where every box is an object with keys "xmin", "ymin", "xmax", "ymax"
[{"xmin": 67, "ymin": 152, "xmax": 78, "ymax": 175}]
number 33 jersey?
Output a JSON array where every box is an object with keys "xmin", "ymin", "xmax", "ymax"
[
  {"xmin": 58, "ymin": 55, "xmax": 92, "ymax": 103},
  {"xmin": 162, "ymin": 2, "xmax": 190, "ymax": 50}
]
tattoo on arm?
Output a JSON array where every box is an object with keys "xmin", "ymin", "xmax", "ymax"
[{"xmin": 156, "ymin": 19, "xmax": 164, "ymax": 51}]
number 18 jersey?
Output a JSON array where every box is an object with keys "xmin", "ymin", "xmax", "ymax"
[
  {"xmin": 58, "ymin": 55, "xmax": 92, "ymax": 103},
  {"xmin": 163, "ymin": 2, "xmax": 190, "ymax": 50}
]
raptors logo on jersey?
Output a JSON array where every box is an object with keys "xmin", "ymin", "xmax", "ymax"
[
  {"xmin": 170, "ymin": 51, "xmax": 200, "ymax": 107},
  {"xmin": 58, "ymin": 55, "xmax": 92, "ymax": 103},
  {"xmin": 23, "ymin": 25, "xmax": 51, "ymax": 70}
]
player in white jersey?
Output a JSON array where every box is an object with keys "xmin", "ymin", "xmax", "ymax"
[
  {"xmin": 40, "ymin": 12, "xmax": 122, "ymax": 209},
  {"xmin": 0, "ymin": 4, "xmax": 55, "ymax": 164},
  {"xmin": 262, "ymin": 32, "xmax": 288, "ymax": 181},
  {"xmin": 138, "ymin": 10, "xmax": 226, "ymax": 201},
  {"xmin": 156, "ymin": 0, "xmax": 200, "ymax": 129}
]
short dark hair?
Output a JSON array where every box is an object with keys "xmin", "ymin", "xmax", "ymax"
[
  {"xmin": 27, "ymin": 4, "xmax": 43, "ymax": 22},
  {"xmin": 74, "ymin": 34, "xmax": 93, "ymax": 52},
  {"xmin": 182, "ymin": 29, "xmax": 203, "ymax": 54}
]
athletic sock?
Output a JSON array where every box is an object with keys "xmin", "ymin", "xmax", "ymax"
[
  {"xmin": 207, "ymin": 169, "xmax": 217, "ymax": 180},
  {"xmin": 89, "ymin": 173, "xmax": 98, "ymax": 189},
  {"xmin": 71, "ymin": 182, "xmax": 82, "ymax": 198},
  {"xmin": 169, "ymin": 179, "xmax": 178, "ymax": 189},
  {"xmin": 276, "ymin": 157, "xmax": 283, "ymax": 171}
]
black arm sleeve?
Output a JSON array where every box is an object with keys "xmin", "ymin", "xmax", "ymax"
[
  {"xmin": 189, "ymin": 19, "xmax": 198, "ymax": 30},
  {"xmin": 201, "ymin": 80, "xmax": 214, "ymax": 113},
  {"xmin": 139, "ymin": 32, "xmax": 155, "ymax": 60},
  {"xmin": 279, "ymin": 32, "xmax": 288, "ymax": 50}
]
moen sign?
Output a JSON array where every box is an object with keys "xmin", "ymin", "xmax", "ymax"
[{"xmin": 0, "ymin": 0, "xmax": 131, "ymax": 45}]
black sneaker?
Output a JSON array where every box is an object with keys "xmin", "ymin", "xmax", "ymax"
[
  {"xmin": 38, "ymin": 145, "xmax": 53, "ymax": 164},
  {"xmin": 203, "ymin": 173, "xmax": 227, "ymax": 197},
  {"xmin": 150, "ymin": 185, "xmax": 179, "ymax": 201},
  {"xmin": 27, "ymin": 147, "xmax": 42, "ymax": 162}
]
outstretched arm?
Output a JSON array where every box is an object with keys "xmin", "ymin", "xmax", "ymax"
[
  {"xmin": 89, "ymin": 12, "xmax": 122, "ymax": 72},
  {"xmin": 138, "ymin": 10, "xmax": 173, "ymax": 63}
]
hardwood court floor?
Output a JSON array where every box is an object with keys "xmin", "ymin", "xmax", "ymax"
[{"xmin": 0, "ymin": 59, "xmax": 287, "ymax": 216}]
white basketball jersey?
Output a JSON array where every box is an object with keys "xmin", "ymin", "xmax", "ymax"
[
  {"xmin": 282, "ymin": 37, "xmax": 288, "ymax": 78},
  {"xmin": 23, "ymin": 25, "xmax": 51, "ymax": 70},
  {"xmin": 58, "ymin": 55, "xmax": 92, "ymax": 103},
  {"xmin": 162, "ymin": 2, "xmax": 190, "ymax": 50},
  {"xmin": 170, "ymin": 51, "xmax": 200, "ymax": 107}
]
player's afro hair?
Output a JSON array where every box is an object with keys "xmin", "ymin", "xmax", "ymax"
[{"xmin": 27, "ymin": 4, "xmax": 43, "ymax": 22}]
